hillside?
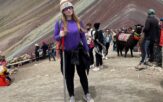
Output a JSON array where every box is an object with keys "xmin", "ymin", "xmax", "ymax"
[{"xmin": 0, "ymin": 0, "xmax": 163, "ymax": 59}]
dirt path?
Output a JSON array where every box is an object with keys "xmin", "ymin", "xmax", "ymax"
[{"xmin": 0, "ymin": 50, "xmax": 163, "ymax": 102}]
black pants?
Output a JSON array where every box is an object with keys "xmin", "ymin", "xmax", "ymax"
[
  {"xmin": 154, "ymin": 45, "xmax": 162, "ymax": 66},
  {"xmin": 89, "ymin": 47, "xmax": 94, "ymax": 65},
  {"xmin": 61, "ymin": 51, "xmax": 89, "ymax": 97},
  {"xmin": 148, "ymin": 41, "xmax": 154, "ymax": 62},
  {"xmin": 42, "ymin": 51, "xmax": 47, "ymax": 59},
  {"xmin": 4, "ymin": 72, "xmax": 11, "ymax": 82},
  {"xmin": 95, "ymin": 46, "xmax": 103, "ymax": 67},
  {"xmin": 48, "ymin": 51, "xmax": 55, "ymax": 61},
  {"xmin": 105, "ymin": 42, "xmax": 110, "ymax": 56},
  {"xmin": 35, "ymin": 53, "xmax": 40, "ymax": 61}
]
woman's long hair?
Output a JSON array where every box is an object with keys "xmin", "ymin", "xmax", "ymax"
[{"xmin": 62, "ymin": 11, "xmax": 86, "ymax": 34}]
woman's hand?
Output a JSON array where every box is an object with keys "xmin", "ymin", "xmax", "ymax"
[{"xmin": 59, "ymin": 30, "xmax": 66, "ymax": 37}]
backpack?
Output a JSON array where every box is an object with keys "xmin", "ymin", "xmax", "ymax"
[
  {"xmin": 89, "ymin": 39, "xmax": 94, "ymax": 48},
  {"xmin": 94, "ymin": 30, "xmax": 104, "ymax": 45},
  {"xmin": 93, "ymin": 30, "xmax": 107, "ymax": 54},
  {"xmin": 88, "ymin": 30, "xmax": 95, "ymax": 48}
]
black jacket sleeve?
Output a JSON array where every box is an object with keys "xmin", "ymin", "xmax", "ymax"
[{"xmin": 143, "ymin": 18, "xmax": 150, "ymax": 34}]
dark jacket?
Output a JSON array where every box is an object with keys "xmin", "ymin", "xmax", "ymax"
[
  {"xmin": 35, "ymin": 46, "xmax": 40, "ymax": 56},
  {"xmin": 143, "ymin": 15, "xmax": 160, "ymax": 42},
  {"xmin": 94, "ymin": 30, "xmax": 104, "ymax": 46}
]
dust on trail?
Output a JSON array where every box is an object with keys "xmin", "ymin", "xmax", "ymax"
[{"xmin": 0, "ymin": 50, "xmax": 163, "ymax": 102}]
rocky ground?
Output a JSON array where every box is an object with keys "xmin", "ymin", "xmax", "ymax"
[{"xmin": 0, "ymin": 50, "xmax": 163, "ymax": 102}]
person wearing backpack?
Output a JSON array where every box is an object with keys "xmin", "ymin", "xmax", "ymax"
[
  {"xmin": 85, "ymin": 23, "xmax": 95, "ymax": 68},
  {"xmin": 92, "ymin": 23, "xmax": 104, "ymax": 71},
  {"xmin": 54, "ymin": 0, "xmax": 94, "ymax": 102}
]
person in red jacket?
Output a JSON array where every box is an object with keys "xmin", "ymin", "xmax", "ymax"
[
  {"xmin": 0, "ymin": 56, "xmax": 10, "ymax": 86},
  {"xmin": 1, "ymin": 56, "xmax": 11, "ymax": 79}
]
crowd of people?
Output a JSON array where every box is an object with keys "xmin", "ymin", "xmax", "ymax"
[
  {"xmin": 54, "ymin": 0, "xmax": 163, "ymax": 102},
  {"xmin": 34, "ymin": 42, "xmax": 56, "ymax": 62},
  {"xmin": 85, "ymin": 22, "xmax": 113, "ymax": 71}
]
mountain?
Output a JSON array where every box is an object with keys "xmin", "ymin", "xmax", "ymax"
[{"xmin": 0, "ymin": 0, "xmax": 163, "ymax": 60}]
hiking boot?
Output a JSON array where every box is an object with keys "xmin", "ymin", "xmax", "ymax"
[
  {"xmin": 70, "ymin": 96, "xmax": 75, "ymax": 102},
  {"xmin": 92, "ymin": 67, "xmax": 100, "ymax": 71},
  {"xmin": 83, "ymin": 93, "xmax": 94, "ymax": 102}
]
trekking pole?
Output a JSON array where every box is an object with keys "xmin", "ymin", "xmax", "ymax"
[
  {"xmin": 161, "ymin": 26, "xmax": 163, "ymax": 68},
  {"xmin": 61, "ymin": 37, "xmax": 67, "ymax": 102}
]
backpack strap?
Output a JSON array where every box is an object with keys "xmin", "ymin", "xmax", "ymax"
[
  {"xmin": 58, "ymin": 18, "xmax": 62, "ymax": 30},
  {"xmin": 91, "ymin": 29, "xmax": 95, "ymax": 37},
  {"xmin": 55, "ymin": 18, "xmax": 62, "ymax": 57}
]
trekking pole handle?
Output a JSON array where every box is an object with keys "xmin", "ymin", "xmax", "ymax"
[{"xmin": 61, "ymin": 37, "xmax": 64, "ymax": 51}]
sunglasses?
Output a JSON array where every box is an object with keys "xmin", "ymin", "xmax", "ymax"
[{"xmin": 63, "ymin": 6, "xmax": 73, "ymax": 11}]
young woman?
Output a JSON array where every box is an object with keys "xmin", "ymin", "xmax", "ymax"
[
  {"xmin": 103, "ymin": 29, "xmax": 112, "ymax": 59},
  {"xmin": 85, "ymin": 23, "xmax": 95, "ymax": 68},
  {"xmin": 54, "ymin": 0, "xmax": 94, "ymax": 102}
]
